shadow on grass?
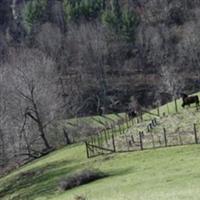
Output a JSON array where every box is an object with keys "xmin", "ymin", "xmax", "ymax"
[
  {"xmin": 0, "ymin": 159, "xmax": 79, "ymax": 200},
  {"xmin": 108, "ymin": 166, "xmax": 136, "ymax": 177},
  {"xmin": 0, "ymin": 156, "xmax": 135, "ymax": 200}
]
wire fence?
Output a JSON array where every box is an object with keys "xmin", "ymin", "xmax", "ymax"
[
  {"xmin": 86, "ymin": 120, "xmax": 200, "ymax": 158},
  {"xmin": 85, "ymin": 97, "xmax": 200, "ymax": 158}
]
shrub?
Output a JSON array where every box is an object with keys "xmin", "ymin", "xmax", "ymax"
[{"xmin": 58, "ymin": 169, "xmax": 107, "ymax": 191}]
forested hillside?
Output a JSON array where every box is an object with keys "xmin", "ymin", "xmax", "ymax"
[{"xmin": 1, "ymin": 0, "xmax": 200, "ymax": 173}]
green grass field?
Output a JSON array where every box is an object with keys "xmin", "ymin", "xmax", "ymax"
[
  {"xmin": 1, "ymin": 93, "xmax": 200, "ymax": 200},
  {"xmin": 1, "ymin": 144, "xmax": 200, "ymax": 200}
]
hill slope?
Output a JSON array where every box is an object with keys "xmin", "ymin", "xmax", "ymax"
[
  {"xmin": 1, "ymin": 95, "xmax": 200, "ymax": 200},
  {"xmin": 1, "ymin": 144, "xmax": 200, "ymax": 200}
]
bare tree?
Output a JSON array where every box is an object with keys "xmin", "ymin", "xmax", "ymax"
[
  {"xmin": 64, "ymin": 22, "xmax": 132, "ymax": 114},
  {"xmin": 2, "ymin": 48, "xmax": 63, "ymax": 159},
  {"xmin": 0, "ymin": 96, "xmax": 8, "ymax": 167},
  {"xmin": 60, "ymin": 22, "xmax": 109, "ymax": 115},
  {"xmin": 177, "ymin": 21, "xmax": 200, "ymax": 80},
  {"xmin": 36, "ymin": 22, "xmax": 63, "ymax": 58},
  {"xmin": 160, "ymin": 65, "xmax": 185, "ymax": 99}
]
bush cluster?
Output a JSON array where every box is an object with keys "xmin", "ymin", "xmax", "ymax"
[{"xmin": 58, "ymin": 169, "xmax": 107, "ymax": 191}]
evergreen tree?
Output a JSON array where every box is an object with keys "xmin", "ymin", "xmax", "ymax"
[
  {"xmin": 121, "ymin": 9, "xmax": 138, "ymax": 41},
  {"xmin": 23, "ymin": 0, "xmax": 47, "ymax": 32},
  {"xmin": 111, "ymin": 0, "xmax": 121, "ymax": 20}
]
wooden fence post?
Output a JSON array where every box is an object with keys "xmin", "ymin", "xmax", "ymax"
[
  {"xmin": 125, "ymin": 134, "xmax": 129, "ymax": 151},
  {"xmin": 101, "ymin": 132, "xmax": 104, "ymax": 147},
  {"xmin": 101, "ymin": 133, "xmax": 104, "ymax": 153},
  {"xmin": 194, "ymin": 123, "xmax": 198, "ymax": 144},
  {"xmin": 154, "ymin": 118, "xmax": 157, "ymax": 126},
  {"xmin": 140, "ymin": 114, "xmax": 143, "ymax": 122},
  {"xmin": 131, "ymin": 135, "xmax": 135, "ymax": 143},
  {"xmin": 151, "ymin": 132, "xmax": 155, "ymax": 148},
  {"xmin": 125, "ymin": 114, "xmax": 129, "ymax": 129},
  {"xmin": 131, "ymin": 117, "xmax": 134, "ymax": 126},
  {"xmin": 97, "ymin": 134, "xmax": 101, "ymax": 147},
  {"xmin": 110, "ymin": 124, "xmax": 113, "ymax": 133},
  {"xmin": 152, "ymin": 119, "xmax": 156, "ymax": 127},
  {"xmin": 112, "ymin": 134, "xmax": 116, "ymax": 152},
  {"xmin": 122, "ymin": 124, "xmax": 125, "ymax": 134},
  {"xmin": 118, "ymin": 124, "xmax": 122, "ymax": 135},
  {"xmin": 85, "ymin": 142, "xmax": 89, "ymax": 158},
  {"xmin": 91, "ymin": 136, "xmax": 94, "ymax": 145},
  {"xmin": 107, "ymin": 129, "xmax": 110, "ymax": 141},
  {"xmin": 115, "ymin": 124, "xmax": 117, "ymax": 134},
  {"xmin": 157, "ymin": 107, "xmax": 160, "ymax": 116},
  {"xmin": 163, "ymin": 128, "xmax": 168, "ymax": 147},
  {"xmin": 178, "ymin": 132, "xmax": 183, "ymax": 145},
  {"xmin": 175, "ymin": 99, "xmax": 178, "ymax": 113},
  {"xmin": 104, "ymin": 129, "xmax": 108, "ymax": 144},
  {"xmin": 158, "ymin": 136, "xmax": 162, "ymax": 146},
  {"xmin": 111, "ymin": 124, "xmax": 114, "ymax": 134},
  {"xmin": 167, "ymin": 103, "xmax": 170, "ymax": 115},
  {"xmin": 139, "ymin": 132, "xmax": 143, "ymax": 150},
  {"xmin": 147, "ymin": 125, "xmax": 150, "ymax": 132},
  {"xmin": 93, "ymin": 136, "xmax": 96, "ymax": 146}
]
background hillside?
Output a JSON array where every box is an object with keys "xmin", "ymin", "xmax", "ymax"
[
  {"xmin": 1, "ymin": 0, "xmax": 200, "ymax": 112},
  {"xmin": 1, "ymin": 0, "xmax": 200, "ymax": 174}
]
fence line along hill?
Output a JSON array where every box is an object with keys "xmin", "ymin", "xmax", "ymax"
[{"xmin": 86, "ymin": 94, "xmax": 200, "ymax": 158}]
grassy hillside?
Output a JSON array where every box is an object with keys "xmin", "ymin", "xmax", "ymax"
[
  {"xmin": 1, "ymin": 93, "xmax": 200, "ymax": 200},
  {"xmin": 1, "ymin": 145, "xmax": 200, "ymax": 200},
  {"xmin": 61, "ymin": 113, "xmax": 125, "ymax": 131}
]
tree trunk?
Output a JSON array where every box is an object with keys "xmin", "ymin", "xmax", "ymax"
[
  {"xmin": 63, "ymin": 128, "xmax": 71, "ymax": 145},
  {"xmin": 38, "ymin": 122, "xmax": 51, "ymax": 149},
  {"xmin": 0, "ymin": 129, "xmax": 7, "ymax": 167},
  {"xmin": 31, "ymin": 100, "xmax": 51, "ymax": 150}
]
